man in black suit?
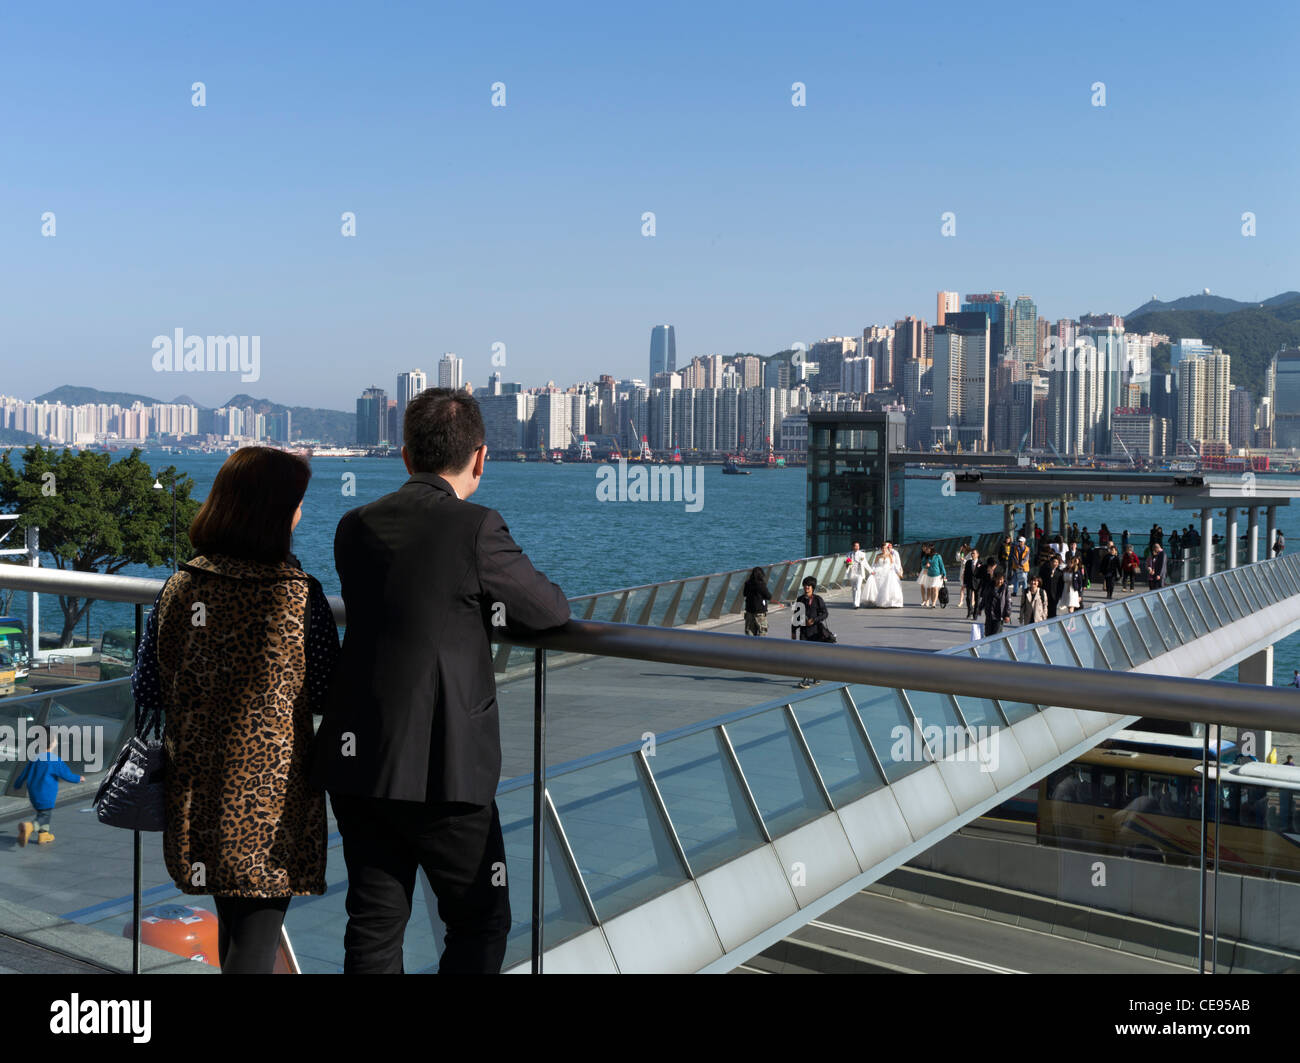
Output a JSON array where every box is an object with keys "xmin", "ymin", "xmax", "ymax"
[
  {"xmin": 312, "ymin": 389, "xmax": 570, "ymax": 974},
  {"xmin": 1038, "ymin": 554, "xmax": 1065, "ymax": 618},
  {"xmin": 1148, "ymin": 541, "xmax": 1167, "ymax": 589},
  {"xmin": 962, "ymin": 548, "xmax": 982, "ymax": 619}
]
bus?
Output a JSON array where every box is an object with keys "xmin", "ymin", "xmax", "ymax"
[
  {"xmin": 0, "ymin": 617, "xmax": 30, "ymax": 679},
  {"xmin": 99, "ymin": 628, "xmax": 136, "ymax": 681},
  {"xmin": 1038, "ymin": 747, "xmax": 1300, "ymax": 879}
]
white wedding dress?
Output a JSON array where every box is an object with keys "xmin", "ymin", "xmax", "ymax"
[{"xmin": 873, "ymin": 550, "xmax": 904, "ymax": 608}]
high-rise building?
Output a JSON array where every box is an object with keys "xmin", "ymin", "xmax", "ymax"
[
  {"xmin": 930, "ymin": 311, "xmax": 990, "ymax": 450},
  {"xmin": 892, "ymin": 316, "xmax": 926, "ymax": 396},
  {"xmin": 1009, "ymin": 296, "xmax": 1038, "ymax": 365},
  {"xmin": 533, "ymin": 391, "xmax": 570, "ymax": 451},
  {"xmin": 1170, "ymin": 338, "xmax": 1213, "ymax": 375},
  {"xmin": 480, "ymin": 394, "xmax": 534, "ymax": 455},
  {"xmin": 649, "ymin": 325, "xmax": 677, "ymax": 379},
  {"xmin": 396, "ymin": 369, "xmax": 427, "ymax": 444},
  {"xmin": 1228, "ymin": 387, "xmax": 1255, "ymax": 450},
  {"xmin": 356, "ymin": 386, "xmax": 388, "ymax": 446},
  {"xmin": 936, "ymin": 291, "xmax": 959, "ymax": 328},
  {"xmin": 809, "ymin": 338, "xmax": 857, "ymax": 392},
  {"xmin": 1271, "ymin": 348, "xmax": 1300, "ymax": 449},
  {"xmin": 861, "ymin": 326, "xmax": 894, "ymax": 388},
  {"xmin": 961, "ymin": 292, "xmax": 1007, "ymax": 369},
  {"xmin": 438, "ymin": 353, "xmax": 462, "ymax": 390}
]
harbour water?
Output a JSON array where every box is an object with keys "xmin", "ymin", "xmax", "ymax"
[{"xmin": 8, "ymin": 450, "xmax": 1300, "ymax": 684}]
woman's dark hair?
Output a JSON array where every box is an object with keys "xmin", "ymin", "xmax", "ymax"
[
  {"xmin": 746, "ymin": 566, "xmax": 767, "ymax": 586},
  {"xmin": 404, "ymin": 388, "xmax": 485, "ymax": 474},
  {"xmin": 189, "ymin": 447, "xmax": 311, "ymax": 563}
]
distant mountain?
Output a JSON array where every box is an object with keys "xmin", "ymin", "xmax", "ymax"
[
  {"xmin": 35, "ymin": 385, "xmax": 171, "ymax": 408},
  {"xmin": 28, "ymin": 386, "xmax": 355, "ymax": 445},
  {"xmin": 1126, "ymin": 290, "xmax": 1300, "ymax": 318},
  {"xmin": 1128, "ymin": 296, "xmax": 1300, "ymax": 397}
]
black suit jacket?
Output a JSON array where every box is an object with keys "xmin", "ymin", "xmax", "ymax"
[
  {"xmin": 310, "ymin": 474, "xmax": 570, "ymax": 805},
  {"xmin": 1149, "ymin": 551, "xmax": 1167, "ymax": 580},
  {"xmin": 1038, "ymin": 563, "xmax": 1064, "ymax": 603}
]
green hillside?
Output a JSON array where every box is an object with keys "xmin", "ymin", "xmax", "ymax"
[{"xmin": 1130, "ymin": 299, "xmax": 1300, "ymax": 397}]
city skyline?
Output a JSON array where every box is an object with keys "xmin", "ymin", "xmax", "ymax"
[{"xmin": 2, "ymin": 2, "xmax": 1295, "ymax": 409}]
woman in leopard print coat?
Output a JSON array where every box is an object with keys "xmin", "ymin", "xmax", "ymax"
[{"xmin": 132, "ymin": 447, "xmax": 338, "ymax": 973}]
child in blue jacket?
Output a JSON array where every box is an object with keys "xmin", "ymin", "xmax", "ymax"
[{"xmin": 14, "ymin": 737, "xmax": 83, "ymax": 846}]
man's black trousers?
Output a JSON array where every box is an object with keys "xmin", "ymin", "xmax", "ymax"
[{"xmin": 330, "ymin": 794, "xmax": 511, "ymax": 974}]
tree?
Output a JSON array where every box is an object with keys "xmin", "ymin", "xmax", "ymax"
[{"xmin": 0, "ymin": 446, "xmax": 200, "ymax": 646}]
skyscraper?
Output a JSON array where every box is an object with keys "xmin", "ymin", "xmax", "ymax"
[
  {"xmin": 1175, "ymin": 349, "xmax": 1230, "ymax": 448},
  {"xmin": 438, "ymin": 353, "xmax": 463, "ymax": 390},
  {"xmin": 356, "ymin": 386, "xmax": 388, "ymax": 446},
  {"xmin": 649, "ymin": 325, "xmax": 677, "ymax": 379},
  {"xmin": 892, "ymin": 316, "xmax": 926, "ymax": 396},
  {"xmin": 930, "ymin": 311, "xmax": 990, "ymax": 450},
  {"xmin": 936, "ymin": 291, "xmax": 959, "ymax": 327},
  {"xmin": 1009, "ymin": 296, "xmax": 1037, "ymax": 364},
  {"xmin": 861, "ymin": 326, "xmax": 894, "ymax": 388},
  {"xmin": 1271, "ymin": 348, "xmax": 1300, "ymax": 449},
  {"xmin": 396, "ymin": 369, "xmax": 427, "ymax": 444}
]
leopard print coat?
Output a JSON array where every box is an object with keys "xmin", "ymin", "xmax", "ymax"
[{"xmin": 151, "ymin": 555, "xmax": 330, "ymax": 897}]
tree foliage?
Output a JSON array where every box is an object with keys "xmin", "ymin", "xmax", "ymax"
[{"xmin": 0, "ymin": 446, "xmax": 200, "ymax": 645}]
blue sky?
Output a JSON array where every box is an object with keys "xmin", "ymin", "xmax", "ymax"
[{"xmin": 1, "ymin": 0, "xmax": 1296, "ymax": 410}]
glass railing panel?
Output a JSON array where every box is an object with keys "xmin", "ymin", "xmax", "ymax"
[
  {"xmin": 724, "ymin": 709, "xmax": 830, "ymax": 836},
  {"xmin": 1109, "ymin": 602, "xmax": 1153, "ymax": 665},
  {"xmin": 952, "ymin": 693, "xmax": 1004, "ymax": 730},
  {"xmin": 1157, "ymin": 588, "xmax": 1195, "ymax": 642},
  {"xmin": 1036, "ymin": 622, "xmax": 1081, "ymax": 668},
  {"xmin": 1082, "ymin": 605, "xmax": 1131, "ymax": 668},
  {"xmin": 900, "ymin": 689, "xmax": 967, "ymax": 759},
  {"xmin": 845, "ymin": 685, "xmax": 928, "ymax": 784},
  {"xmin": 1189, "ymin": 582, "xmax": 1225, "ymax": 628},
  {"xmin": 1202, "ymin": 581, "xmax": 1237, "ymax": 623},
  {"xmin": 1005, "ymin": 627, "xmax": 1047, "ymax": 666},
  {"xmin": 649, "ymin": 729, "xmax": 766, "ymax": 876},
  {"xmin": 582, "ymin": 593, "xmax": 624, "ymax": 623},
  {"xmin": 1145, "ymin": 595, "xmax": 1181, "ymax": 649},
  {"xmin": 667, "ymin": 578, "xmax": 709, "ymax": 625},
  {"xmin": 972, "ymin": 637, "xmax": 1015, "ymax": 662},
  {"xmin": 618, "ymin": 587, "xmax": 654, "ymax": 624},
  {"xmin": 1060, "ymin": 615, "xmax": 1110, "ymax": 670},
  {"xmin": 0, "ymin": 681, "xmax": 146, "ymax": 971},
  {"xmin": 1218, "ymin": 571, "xmax": 1250, "ymax": 617},
  {"xmin": 1243, "ymin": 565, "xmax": 1274, "ymax": 606},
  {"xmin": 1171, "ymin": 584, "xmax": 1209, "ymax": 637},
  {"xmin": 1125, "ymin": 598, "xmax": 1169, "ymax": 655},
  {"xmin": 1238, "ymin": 567, "xmax": 1267, "ymax": 611},
  {"xmin": 497, "ymin": 785, "xmax": 598, "ymax": 969},
  {"xmin": 547, "ymin": 754, "xmax": 688, "ymax": 922},
  {"xmin": 791, "ymin": 689, "xmax": 884, "ymax": 806},
  {"xmin": 1252, "ymin": 563, "xmax": 1284, "ymax": 601},
  {"xmin": 994, "ymin": 699, "xmax": 1041, "ymax": 724}
]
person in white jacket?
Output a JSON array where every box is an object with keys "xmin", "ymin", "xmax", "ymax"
[{"xmin": 844, "ymin": 541, "xmax": 876, "ymax": 608}]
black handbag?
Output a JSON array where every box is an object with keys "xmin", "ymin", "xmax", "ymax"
[
  {"xmin": 938, "ymin": 584, "xmax": 949, "ymax": 608},
  {"xmin": 94, "ymin": 704, "xmax": 165, "ymax": 832}
]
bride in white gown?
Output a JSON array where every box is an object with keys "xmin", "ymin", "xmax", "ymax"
[{"xmin": 873, "ymin": 542, "xmax": 904, "ymax": 608}]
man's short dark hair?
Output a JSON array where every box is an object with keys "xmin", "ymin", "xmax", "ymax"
[
  {"xmin": 802, "ymin": 577, "xmax": 817, "ymax": 590},
  {"xmin": 403, "ymin": 389, "xmax": 486, "ymax": 474}
]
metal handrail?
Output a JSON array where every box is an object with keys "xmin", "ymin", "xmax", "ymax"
[{"xmin": 2, "ymin": 556, "xmax": 1300, "ymax": 731}]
